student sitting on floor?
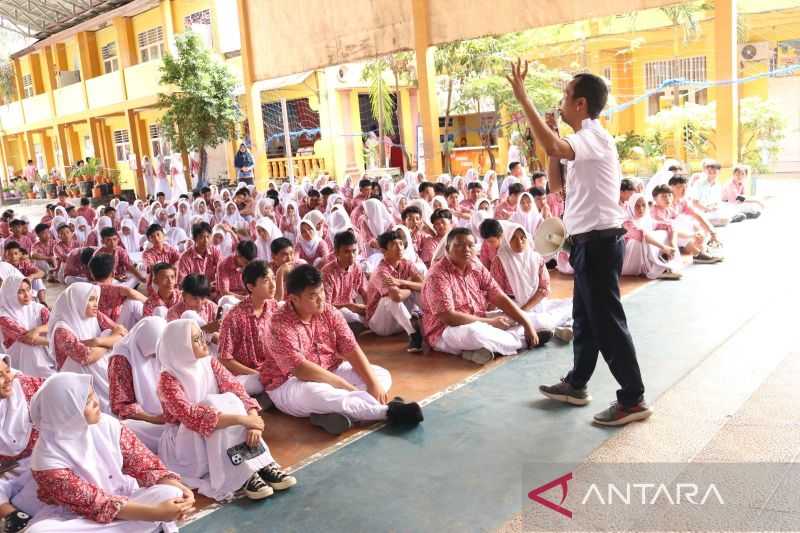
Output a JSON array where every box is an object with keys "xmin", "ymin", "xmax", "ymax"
[
  {"xmin": 156, "ymin": 319, "xmax": 296, "ymax": 502},
  {"xmin": 429, "ymin": 208, "xmax": 454, "ymax": 263},
  {"xmin": 143, "ymin": 263, "xmax": 181, "ymax": 318},
  {"xmin": 30, "ymin": 224, "xmax": 57, "ymax": 283},
  {"xmin": 260, "ymin": 264, "xmax": 423, "ymax": 436},
  {"xmin": 0, "ymin": 276, "xmax": 55, "ymax": 378},
  {"xmin": 365, "ymin": 230, "xmax": 424, "ymax": 353},
  {"xmin": 269, "ymin": 237, "xmax": 304, "ymax": 301},
  {"xmin": 177, "ymin": 222, "xmax": 221, "ymax": 289},
  {"xmin": 215, "ymin": 239, "xmax": 257, "ymax": 299},
  {"xmin": 217, "ymin": 261, "xmax": 279, "ymax": 397},
  {"xmin": 3, "ymin": 242, "xmax": 46, "ymax": 305},
  {"xmin": 295, "ymin": 218, "xmax": 330, "ymax": 268},
  {"xmin": 93, "ymin": 227, "xmax": 146, "ymax": 289},
  {"xmin": 53, "ymin": 224, "xmax": 78, "ymax": 283},
  {"xmin": 420, "ymin": 228, "xmax": 542, "ymax": 365},
  {"xmin": 27, "ymin": 373, "xmax": 194, "ymax": 533},
  {"xmin": 88, "ymin": 254, "xmax": 146, "ymax": 330},
  {"xmin": 651, "ymin": 184, "xmax": 722, "ymax": 265},
  {"xmin": 665, "ymin": 176, "xmax": 721, "ymax": 248},
  {"xmin": 142, "ymin": 224, "xmax": 181, "ymax": 293},
  {"xmin": 622, "ymin": 194, "xmax": 683, "ymax": 280},
  {"xmin": 108, "ymin": 317, "xmax": 169, "ymax": 453},
  {"xmin": 62, "ymin": 247, "xmax": 95, "ymax": 286},
  {"xmin": 721, "ymin": 164, "xmax": 764, "ymax": 218},
  {"xmin": 166, "ymin": 274, "xmax": 218, "ymax": 325},
  {"xmin": 321, "ymin": 230, "xmax": 368, "ymax": 328},
  {"xmin": 478, "ymin": 218, "xmax": 504, "ymax": 269},
  {"xmin": 0, "ymin": 356, "xmax": 45, "ymax": 533},
  {"xmin": 489, "ymin": 223, "xmax": 571, "ymax": 341}
]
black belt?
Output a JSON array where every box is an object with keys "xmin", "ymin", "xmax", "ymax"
[{"xmin": 567, "ymin": 227, "xmax": 625, "ymax": 245}]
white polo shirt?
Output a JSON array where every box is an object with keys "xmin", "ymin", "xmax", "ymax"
[{"xmin": 563, "ymin": 118, "xmax": 625, "ymax": 235}]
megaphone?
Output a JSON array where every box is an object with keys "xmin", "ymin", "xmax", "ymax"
[{"xmin": 534, "ymin": 217, "xmax": 569, "ymax": 256}]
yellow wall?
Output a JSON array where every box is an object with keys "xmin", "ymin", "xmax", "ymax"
[
  {"xmin": 171, "ymin": 0, "xmax": 214, "ymax": 33},
  {"xmin": 94, "ymin": 25, "xmax": 117, "ymax": 72},
  {"xmin": 131, "ymin": 7, "xmax": 165, "ymax": 63}
]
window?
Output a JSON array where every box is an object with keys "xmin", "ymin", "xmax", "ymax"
[
  {"xmin": 602, "ymin": 66, "xmax": 612, "ymax": 82},
  {"xmin": 101, "ymin": 42, "xmax": 119, "ymax": 73},
  {"xmin": 22, "ymin": 74, "xmax": 33, "ymax": 98},
  {"xmin": 138, "ymin": 27, "xmax": 165, "ymax": 63},
  {"xmin": 84, "ymin": 136, "xmax": 94, "ymax": 158},
  {"xmin": 438, "ymin": 117, "xmax": 454, "ymax": 128},
  {"xmin": 184, "ymin": 9, "xmax": 213, "ymax": 48},
  {"xmin": 149, "ymin": 124, "xmax": 164, "ymax": 157},
  {"xmin": 113, "ymin": 129, "xmax": 131, "ymax": 162},
  {"xmin": 644, "ymin": 56, "xmax": 707, "ymax": 91}
]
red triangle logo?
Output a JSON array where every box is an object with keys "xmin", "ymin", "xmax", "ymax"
[{"xmin": 527, "ymin": 472, "xmax": 573, "ymax": 519}]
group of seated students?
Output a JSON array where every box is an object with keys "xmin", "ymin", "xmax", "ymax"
[{"xmin": 0, "ymin": 158, "xmax": 762, "ymax": 532}]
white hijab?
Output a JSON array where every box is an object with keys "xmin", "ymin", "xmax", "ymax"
[
  {"xmin": 223, "ymin": 201, "xmax": 245, "ymax": 230},
  {"xmin": 95, "ymin": 215, "xmax": 112, "ymax": 242},
  {"xmin": 0, "ymin": 262, "xmax": 24, "ymax": 283},
  {"xmin": 469, "ymin": 199, "xmax": 494, "ymax": 240},
  {"xmin": 176, "ymin": 200, "xmax": 193, "ymax": 234},
  {"xmin": 511, "ymin": 192, "xmax": 542, "ymax": 237},
  {"xmin": 30, "ymin": 373, "xmax": 137, "ymax": 497},
  {"xmin": 212, "ymin": 224, "xmax": 234, "ymax": 257},
  {"xmin": 166, "ymin": 226, "xmax": 190, "ymax": 250},
  {"xmin": 328, "ymin": 206, "xmax": 353, "ymax": 237},
  {"xmin": 496, "ymin": 223, "xmax": 540, "ymax": 304},
  {"xmin": 0, "ymin": 275, "xmax": 42, "ymax": 330},
  {"xmin": 74, "ymin": 216, "xmax": 90, "ymax": 245},
  {"xmin": 393, "ymin": 224, "xmax": 427, "ymax": 276},
  {"xmin": 255, "ymin": 217, "xmax": 282, "ymax": 261},
  {"xmin": 364, "ymin": 198, "xmax": 394, "ymax": 238},
  {"xmin": 0, "ymin": 356, "xmax": 32, "ymax": 457},
  {"xmin": 48, "ymin": 282, "xmax": 102, "ymax": 353},
  {"xmin": 297, "ymin": 219, "xmax": 322, "ymax": 259},
  {"xmin": 119, "ymin": 219, "xmax": 141, "ymax": 254},
  {"xmin": 626, "ymin": 193, "xmax": 654, "ymax": 231},
  {"xmin": 111, "ymin": 317, "xmax": 167, "ymax": 416},
  {"xmin": 156, "ymin": 319, "xmax": 218, "ymax": 404}
]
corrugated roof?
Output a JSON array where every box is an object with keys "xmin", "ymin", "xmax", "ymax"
[{"xmin": 0, "ymin": 0, "xmax": 132, "ymax": 41}]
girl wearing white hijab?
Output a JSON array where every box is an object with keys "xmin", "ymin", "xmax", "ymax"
[
  {"xmin": 296, "ymin": 218, "xmax": 329, "ymax": 267},
  {"xmin": 327, "ymin": 205, "xmax": 353, "ymax": 239},
  {"xmin": 358, "ymin": 198, "xmax": 394, "ymax": 259},
  {"xmin": 490, "ymin": 223, "xmax": 573, "ymax": 338},
  {"xmin": 222, "ymin": 201, "xmax": 246, "ymax": 232},
  {"xmin": 622, "ymin": 193, "xmax": 683, "ymax": 280},
  {"xmin": 211, "ymin": 224, "xmax": 237, "ymax": 258},
  {"xmin": 27, "ymin": 373, "xmax": 194, "ymax": 533},
  {"xmin": 73, "ymin": 216, "xmax": 90, "ymax": 246},
  {"xmin": 165, "ymin": 227, "xmax": 190, "ymax": 252},
  {"xmin": 155, "ymin": 319, "xmax": 296, "ymax": 501},
  {"xmin": 86, "ymin": 215, "xmax": 112, "ymax": 247},
  {"xmin": 482, "ymin": 170, "xmax": 499, "ymax": 201},
  {"xmin": 511, "ymin": 192, "xmax": 542, "ymax": 237},
  {"xmin": 280, "ymin": 200, "xmax": 301, "ymax": 243},
  {"xmin": 119, "ymin": 220, "xmax": 143, "ymax": 263},
  {"xmin": 0, "ymin": 356, "xmax": 45, "ymax": 531},
  {"xmin": 108, "ymin": 317, "xmax": 169, "ymax": 453},
  {"xmin": 0, "ymin": 276, "xmax": 55, "ymax": 378},
  {"xmin": 302, "ymin": 209, "xmax": 332, "ymax": 250},
  {"xmin": 169, "ymin": 154, "xmax": 188, "ymax": 200},
  {"xmin": 48, "ymin": 283, "xmax": 126, "ymax": 414},
  {"xmin": 253, "ymin": 217, "xmax": 282, "ymax": 262},
  {"xmin": 469, "ymin": 198, "xmax": 494, "ymax": 246},
  {"xmin": 175, "ymin": 201, "xmax": 193, "ymax": 235}
]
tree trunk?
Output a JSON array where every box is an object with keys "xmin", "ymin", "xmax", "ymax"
[
  {"xmin": 478, "ymin": 100, "xmax": 496, "ymax": 172},
  {"xmin": 393, "ymin": 71, "xmax": 411, "ymax": 172},
  {"xmin": 443, "ymin": 78, "xmax": 454, "ymax": 174},
  {"xmin": 377, "ymin": 78, "xmax": 385, "ymax": 168},
  {"xmin": 197, "ymin": 145, "xmax": 208, "ymax": 191}
]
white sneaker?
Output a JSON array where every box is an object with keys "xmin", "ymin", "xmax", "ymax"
[
  {"xmin": 657, "ymin": 270, "xmax": 682, "ymax": 280},
  {"xmin": 243, "ymin": 473, "xmax": 273, "ymax": 500},
  {"xmin": 461, "ymin": 348, "xmax": 494, "ymax": 365},
  {"xmin": 554, "ymin": 326, "xmax": 574, "ymax": 343}
]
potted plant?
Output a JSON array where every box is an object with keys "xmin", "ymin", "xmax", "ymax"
[{"xmin": 14, "ymin": 179, "xmax": 33, "ymax": 199}]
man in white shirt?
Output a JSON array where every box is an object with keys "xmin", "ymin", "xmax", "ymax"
[
  {"xmin": 689, "ymin": 159, "xmax": 736, "ymax": 226},
  {"xmin": 507, "ymin": 60, "xmax": 650, "ymax": 427}
]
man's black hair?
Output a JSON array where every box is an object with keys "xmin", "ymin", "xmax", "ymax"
[
  {"xmin": 269, "ymin": 237, "xmax": 292, "ymax": 256},
  {"xmin": 430, "ymin": 208, "xmax": 452, "ymax": 224},
  {"xmin": 79, "ymin": 247, "xmax": 96, "ymax": 265},
  {"xmin": 446, "ymin": 227, "xmax": 473, "ymax": 248},
  {"xmin": 358, "ymin": 178, "xmax": 372, "ymax": 189},
  {"xmin": 156, "ymin": 192, "xmax": 166, "ymax": 198},
  {"xmin": 651, "ymin": 184, "xmax": 673, "ymax": 198},
  {"xmin": 242, "ymin": 261, "xmax": 270, "ymax": 293},
  {"xmin": 529, "ymin": 186, "xmax": 546, "ymax": 197},
  {"xmin": 307, "ymin": 189, "xmax": 321, "ymax": 198},
  {"xmin": 57, "ymin": 223, "xmax": 71, "ymax": 233},
  {"xmin": 191, "ymin": 221, "xmax": 213, "ymax": 240},
  {"xmin": 531, "ymin": 171, "xmax": 546, "ymax": 181},
  {"xmin": 620, "ymin": 178, "xmax": 636, "ymax": 192},
  {"xmin": 88, "ymin": 253, "xmax": 115, "ymax": 280},
  {"xmin": 444, "ymin": 186, "xmax": 459, "ymax": 197},
  {"xmin": 508, "ymin": 161, "xmax": 521, "ymax": 173},
  {"xmin": 80, "ymin": 197, "xmax": 91, "ymax": 206},
  {"xmin": 236, "ymin": 240, "xmax": 257, "ymax": 261},
  {"xmin": 3, "ymin": 240, "xmax": 22, "ymax": 252},
  {"xmin": 181, "ymin": 273, "xmax": 211, "ymax": 297},
  {"xmin": 146, "ymin": 223, "xmax": 163, "ymax": 238},
  {"xmin": 9, "ymin": 219, "xmax": 25, "ymax": 228},
  {"xmin": 467, "ymin": 181, "xmax": 483, "ymax": 190},
  {"xmin": 286, "ymin": 264, "xmax": 322, "ymax": 295},
  {"xmin": 418, "ymin": 181, "xmax": 434, "ymax": 194},
  {"xmin": 34, "ymin": 223, "xmax": 49, "ymax": 235},
  {"xmin": 152, "ymin": 262, "xmax": 176, "ymax": 278},
  {"xmin": 401, "ymin": 205, "xmax": 422, "ymax": 220},
  {"xmin": 234, "ymin": 187, "xmax": 250, "ymax": 197},
  {"xmin": 508, "ymin": 182, "xmax": 524, "ymax": 196},
  {"xmin": 320, "ymin": 186, "xmax": 334, "ymax": 197},
  {"xmin": 479, "ymin": 218, "xmax": 503, "ymax": 239},
  {"xmin": 377, "ymin": 229, "xmax": 401, "ymax": 250},
  {"xmin": 571, "ymin": 73, "xmax": 609, "ymax": 119},
  {"xmin": 433, "ymin": 182, "xmax": 447, "ymax": 196},
  {"xmin": 333, "ymin": 230, "xmax": 358, "ymax": 251},
  {"xmin": 100, "ymin": 227, "xmax": 117, "ymax": 239},
  {"xmin": 668, "ymin": 175, "xmax": 688, "ymax": 186}
]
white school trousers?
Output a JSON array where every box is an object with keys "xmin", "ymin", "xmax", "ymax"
[
  {"xmin": 121, "ymin": 419, "xmax": 165, "ymax": 454},
  {"xmin": 235, "ymin": 373, "xmax": 264, "ymax": 396},
  {"xmin": 0, "ymin": 458, "xmax": 42, "ymax": 516},
  {"xmin": 337, "ymin": 307, "xmax": 364, "ymax": 325},
  {"xmin": 367, "ymin": 297, "xmax": 416, "ymax": 336},
  {"xmin": 26, "ymin": 484, "xmax": 182, "ymax": 533},
  {"xmin": 64, "ymin": 275, "xmax": 88, "ymax": 286},
  {"xmin": 434, "ymin": 321, "xmax": 526, "ymax": 356},
  {"xmin": 267, "ymin": 362, "xmax": 392, "ymax": 423},
  {"xmin": 118, "ymin": 299, "xmax": 144, "ymax": 330}
]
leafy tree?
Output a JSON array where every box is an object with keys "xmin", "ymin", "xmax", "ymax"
[
  {"xmin": 739, "ymin": 96, "xmax": 786, "ymax": 172},
  {"xmin": 158, "ymin": 32, "xmax": 241, "ymax": 190}
]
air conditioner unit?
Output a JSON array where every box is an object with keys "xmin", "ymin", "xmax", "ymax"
[
  {"xmin": 57, "ymin": 70, "xmax": 81, "ymax": 88},
  {"xmin": 739, "ymin": 42, "xmax": 770, "ymax": 62}
]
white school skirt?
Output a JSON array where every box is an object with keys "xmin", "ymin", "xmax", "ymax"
[
  {"xmin": 158, "ymin": 392, "xmax": 273, "ymax": 502},
  {"xmin": 7, "ymin": 341, "xmax": 55, "ymax": 378}
]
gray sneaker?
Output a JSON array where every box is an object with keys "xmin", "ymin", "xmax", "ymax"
[
  {"xmin": 693, "ymin": 252, "xmax": 722, "ymax": 264},
  {"xmin": 310, "ymin": 412, "xmax": 352, "ymax": 435},
  {"xmin": 461, "ymin": 348, "xmax": 494, "ymax": 365},
  {"xmin": 539, "ymin": 378, "xmax": 591, "ymax": 406},
  {"xmin": 592, "ymin": 401, "xmax": 652, "ymax": 426}
]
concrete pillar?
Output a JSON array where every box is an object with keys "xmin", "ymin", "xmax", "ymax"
[
  {"xmin": 713, "ymin": 0, "xmax": 738, "ymax": 168},
  {"xmin": 126, "ymin": 109, "xmax": 146, "ymax": 198},
  {"xmin": 236, "ymin": 0, "xmax": 267, "ymax": 189},
  {"xmin": 410, "ymin": 0, "xmax": 442, "ymax": 177}
]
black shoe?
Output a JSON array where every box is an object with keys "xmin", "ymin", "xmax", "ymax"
[
  {"xmin": 407, "ymin": 330, "xmax": 423, "ymax": 353},
  {"xmin": 256, "ymin": 393, "xmax": 273, "ymax": 411},
  {"xmin": 539, "ymin": 377, "xmax": 592, "ymax": 406},
  {"xmin": 259, "ymin": 462, "xmax": 297, "ymax": 490},
  {"xmin": 532, "ymin": 329, "xmax": 553, "ymax": 347},
  {"xmin": 730, "ymin": 213, "xmax": 746, "ymax": 223},
  {"xmin": 310, "ymin": 412, "xmax": 353, "ymax": 435},
  {"xmin": 243, "ymin": 472, "xmax": 273, "ymax": 500},
  {"xmin": 387, "ymin": 399, "xmax": 424, "ymax": 425},
  {"xmin": 546, "ymin": 258, "xmax": 557, "ymax": 270},
  {"xmin": 3, "ymin": 511, "xmax": 30, "ymax": 533},
  {"xmin": 744, "ymin": 210, "xmax": 761, "ymax": 219}
]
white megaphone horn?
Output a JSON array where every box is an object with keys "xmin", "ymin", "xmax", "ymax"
[{"xmin": 533, "ymin": 217, "xmax": 569, "ymax": 256}]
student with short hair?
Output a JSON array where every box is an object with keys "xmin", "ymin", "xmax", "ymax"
[
  {"xmin": 88, "ymin": 253, "xmax": 146, "ymax": 329},
  {"xmin": 421, "ymin": 228, "xmax": 540, "ymax": 365},
  {"xmin": 8, "ymin": 220, "xmax": 34, "ymax": 254},
  {"xmin": 167, "ymin": 274, "xmax": 218, "ymax": 324},
  {"xmin": 402, "ymin": 205, "xmax": 436, "ymax": 268},
  {"xmin": 143, "ymin": 263, "xmax": 181, "ymax": 318},
  {"xmin": 177, "ymin": 222, "xmax": 221, "ymax": 288},
  {"xmin": 94, "ymin": 227, "xmax": 145, "ymax": 288},
  {"xmin": 4, "ymin": 241, "xmax": 46, "ymax": 304},
  {"xmin": 321, "ymin": 231, "xmax": 368, "ymax": 326},
  {"xmin": 143, "ymin": 224, "xmax": 181, "ymax": 291},
  {"xmin": 218, "ymin": 261, "xmax": 280, "ymax": 396},
  {"xmin": 53, "ymin": 224, "xmax": 78, "ymax": 282},
  {"xmin": 722, "ymin": 164, "xmax": 764, "ymax": 218},
  {"xmin": 30, "ymin": 223, "xmax": 57, "ymax": 282},
  {"xmin": 495, "ymin": 182, "xmax": 525, "ymax": 220},
  {"xmin": 366, "ymin": 230, "xmax": 424, "ymax": 352},
  {"xmin": 261, "ymin": 264, "xmax": 423, "ymax": 435},
  {"xmin": 215, "ymin": 240, "xmax": 257, "ymax": 298},
  {"xmin": 478, "ymin": 218, "xmax": 504, "ymax": 270},
  {"xmin": 269, "ymin": 237, "xmax": 305, "ymax": 301},
  {"xmin": 63, "ymin": 246, "xmax": 95, "ymax": 285}
]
